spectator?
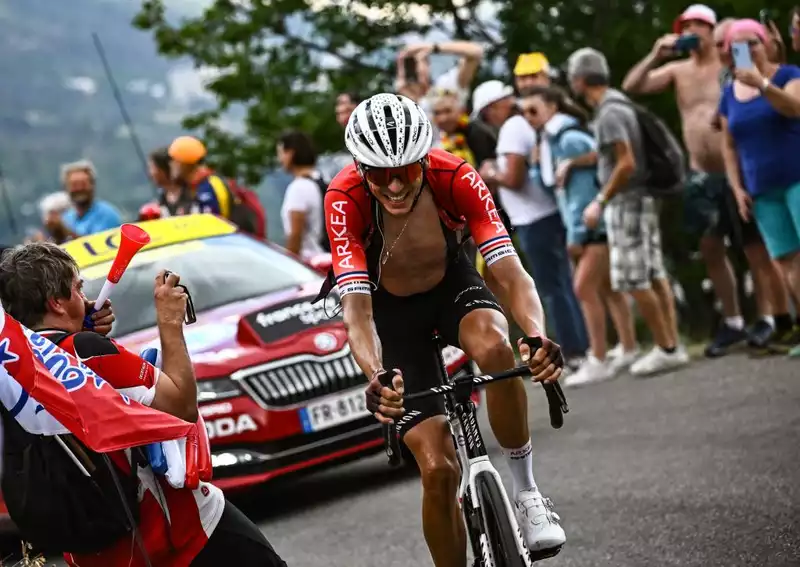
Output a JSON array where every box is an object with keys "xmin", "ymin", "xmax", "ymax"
[
  {"xmin": 475, "ymin": 80, "xmax": 590, "ymax": 367},
  {"xmin": 567, "ymin": 47, "xmax": 689, "ymax": 376},
  {"xmin": 791, "ymin": 7, "xmax": 800, "ymax": 53},
  {"xmin": 622, "ymin": 6, "xmax": 792, "ymax": 357},
  {"xmin": 168, "ymin": 136, "xmax": 234, "ymax": 220},
  {"xmin": 147, "ymin": 146, "xmax": 194, "ymax": 218},
  {"xmin": 38, "ymin": 191, "xmax": 72, "ymax": 244},
  {"xmin": 277, "ymin": 130, "xmax": 326, "ymax": 259},
  {"xmin": 0, "ymin": 243, "xmax": 288, "ymax": 567},
  {"xmin": 514, "ymin": 52, "xmax": 553, "ymax": 93},
  {"xmin": 396, "ymin": 40, "xmax": 484, "ymax": 108},
  {"xmin": 58, "ymin": 160, "xmax": 122, "ymax": 237},
  {"xmin": 335, "ymin": 92, "xmax": 360, "ymax": 128},
  {"xmin": 522, "ymin": 86, "xmax": 639, "ymax": 385},
  {"xmin": 719, "ymin": 19, "xmax": 800, "ymax": 357},
  {"xmin": 431, "ymin": 87, "xmax": 497, "ymax": 168}
]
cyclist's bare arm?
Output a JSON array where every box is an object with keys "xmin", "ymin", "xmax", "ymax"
[
  {"xmin": 342, "ymin": 293, "xmax": 384, "ymax": 378},
  {"xmin": 323, "ymin": 184, "xmax": 383, "ymax": 377},
  {"xmin": 451, "ymin": 161, "xmax": 545, "ymax": 338},
  {"xmin": 487, "ymin": 256, "xmax": 546, "ymax": 338}
]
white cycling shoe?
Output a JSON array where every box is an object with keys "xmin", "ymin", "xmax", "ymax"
[{"xmin": 514, "ymin": 490, "xmax": 566, "ymax": 555}]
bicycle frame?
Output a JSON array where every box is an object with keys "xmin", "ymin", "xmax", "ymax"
[{"xmin": 432, "ymin": 334, "xmax": 533, "ymax": 567}]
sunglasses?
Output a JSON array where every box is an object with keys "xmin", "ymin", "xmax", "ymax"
[
  {"xmin": 359, "ymin": 161, "xmax": 424, "ymax": 186},
  {"xmin": 522, "ymin": 106, "xmax": 538, "ymax": 117}
]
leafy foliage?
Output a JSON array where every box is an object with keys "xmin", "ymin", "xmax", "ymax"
[{"xmin": 135, "ymin": 0, "xmax": 797, "ymax": 336}]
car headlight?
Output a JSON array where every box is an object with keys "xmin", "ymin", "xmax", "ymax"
[{"xmin": 197, "ymin": 378, "xmax": 243, "ymax": 402}]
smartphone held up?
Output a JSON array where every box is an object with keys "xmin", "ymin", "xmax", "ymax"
[
  {"xmin": 673, "ymin": 33, "xmax": 700, "ymax": 53},
  {"xmin": 731, "ymin": 41, "xmax": 754, "ymax": 69},
  {"xmin": 402, "ymin": 56, "xmax": 418, "ymax": 84}
]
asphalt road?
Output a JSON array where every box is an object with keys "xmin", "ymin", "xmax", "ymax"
[
  {"xmin": 234, "ymin": 353, "xmax": 800, "ymax": 567},
  {"xmin": 36, "ymin": 353, "xmax": 800, "ymax": 566}
]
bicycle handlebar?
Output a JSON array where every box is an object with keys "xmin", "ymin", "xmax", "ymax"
[
  {"xmin": 403, "ymin": 365, "xmax": 534, "ymax": 401},
  {"xmin": 383, "ymin": 365, "xmax": 569, "ymax": 467}
]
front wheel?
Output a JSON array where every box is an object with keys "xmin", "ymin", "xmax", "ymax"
[{"xmin": 474, "ymin": 473, "xmax": 529, "ymax": 567}]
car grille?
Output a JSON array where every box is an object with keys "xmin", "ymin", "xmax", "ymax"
[{"xmin": 231, "ymin": 344, "xmax": 365, "ymax": 408}]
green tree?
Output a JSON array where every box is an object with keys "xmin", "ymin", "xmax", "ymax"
[{"xmin": 135, "ymin": 0, "xmax": 798, "ymax": 337}]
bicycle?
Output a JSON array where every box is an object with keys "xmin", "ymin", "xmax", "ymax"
[{"xmin": 383, "ymin": 334, "xmax": 569, "ymax": 567}]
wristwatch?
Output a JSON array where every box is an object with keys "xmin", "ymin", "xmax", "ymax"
[
  {"xmin": 595, "ymin": 194, "xmax": 609, "ymax": 207},
  {"xmin": 760, "ymin": 77, "xmax": 770, "ymax": 92}
]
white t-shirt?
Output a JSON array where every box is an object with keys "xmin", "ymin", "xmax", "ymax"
[
  {"xmin": 281, "ymin": 176, "xmax": 324, "ymax": 259},
  {"xmin": 496, "ymin": 115, "xmax": 558, "ymax": 226}
]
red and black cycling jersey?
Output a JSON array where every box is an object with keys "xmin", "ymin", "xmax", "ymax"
[{"xmin": 323, "ymin": 148, "xmax": 516, "ymax": 297}]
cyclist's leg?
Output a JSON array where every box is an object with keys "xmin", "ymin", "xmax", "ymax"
[
  {"xmin": 403, "ymin": 417, "xmax": 467, "ymax": 567},
  {"xmin": 190, "ymin": 501, "xmax": 287, "ymax": 567},
  {"xmin": 372, "ymin": 288, "xmax": 466, "ymax": 567},
  {"xmin": 437, "ymin": 253, "xmax": 565, "ymax": 552}
]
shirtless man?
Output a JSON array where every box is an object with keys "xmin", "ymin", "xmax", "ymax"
[{"xmin": 622, "ymin": 5, "xmax": 792, "ymax": 356}]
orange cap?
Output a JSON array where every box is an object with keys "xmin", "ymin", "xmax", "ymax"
[{"xmin": 168, "ymin": 136, "xmax": 207, "ymax": 165}]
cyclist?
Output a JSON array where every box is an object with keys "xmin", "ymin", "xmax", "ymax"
[{"xmin": 319, "ymin": 93, "xmax": 566, "ymax": 567}]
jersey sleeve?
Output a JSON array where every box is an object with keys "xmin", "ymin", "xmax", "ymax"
[
  {"xmin": 451, "ymin": 162, "xmax": 517, "ymax": 267},
  {"xmin": 71, "ymin": 332, "xmax": 159, "ymax": 406},
  {"xmin": 324, "ymin": 188, "xmax": 371, "ymax": 297}
]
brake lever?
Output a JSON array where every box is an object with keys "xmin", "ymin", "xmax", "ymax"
[
  {"xmin": 374, "ymin": 370, "xmax": 403, "ymax": 468},
  {"xmin": 518, "ymin": 336, "xmax": 569, "ymax": 429}
]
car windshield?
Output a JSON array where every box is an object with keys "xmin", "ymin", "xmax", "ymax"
[{"xmin": 81, "ymin": 233, "xmax": 321, "ymax": 337}]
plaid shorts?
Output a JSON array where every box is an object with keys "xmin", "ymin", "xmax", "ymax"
[{"xmin": 604, "ymin": 194, "xmax": 667, "ymax": 292}]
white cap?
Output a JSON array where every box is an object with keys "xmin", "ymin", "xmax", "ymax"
[
  {"xmin": 673, "ymin": 4, "xmax": 717, "ymax": 32},
  {"xmin": 471, "ymin": 80, "xmax": 515, "ymax": 118}
]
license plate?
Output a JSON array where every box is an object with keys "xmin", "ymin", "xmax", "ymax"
[{"xmin": 299, "ymin": 388, "xmax": 370, "ymax": 433}]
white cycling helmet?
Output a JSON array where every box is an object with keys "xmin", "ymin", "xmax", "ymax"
[{"xmin": 344, "ymin": 93, "xmax": 433, "ymax": 168}]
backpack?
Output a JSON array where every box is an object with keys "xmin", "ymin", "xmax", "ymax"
[
  {"xmin": 227, "ymin": 178, "xmax": 267, "ymax": 240},
  {"xmin": 303, "ymin": 171, "xmax": 332, "ymax": 253},
  {"xmin": 0, "ymin": 332, "xmax": 144, "ymax": 555},
  {"xmin": 600, "ymin": 99, "xmax": 687, "ymax": 198}
]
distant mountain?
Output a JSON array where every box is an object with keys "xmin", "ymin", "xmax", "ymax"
[{"xmin": 0, "ymin": 0, "xmax": 289, "ymax": 244}]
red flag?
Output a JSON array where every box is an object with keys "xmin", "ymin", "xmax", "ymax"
[{"xmin": 0, "ymin": 310, "xmax": 194, "ymax": 453}]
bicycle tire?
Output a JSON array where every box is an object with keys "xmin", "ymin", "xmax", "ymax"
[{"xmin": 474, "ymin": 472, "xmax": 528, "ymax": 567}]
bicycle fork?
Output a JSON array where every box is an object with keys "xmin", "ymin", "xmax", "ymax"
[{"xmin": 449, "ymin": 409, "xmax": 532, "ymax": 567}]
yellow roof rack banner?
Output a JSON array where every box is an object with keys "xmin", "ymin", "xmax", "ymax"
[{"xmin": 62, "ymin": 214, "xmax": 237, "ymax": 268}]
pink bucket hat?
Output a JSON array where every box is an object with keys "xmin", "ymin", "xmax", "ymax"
[{"xmin": 724, "ymin": 19, "xmax": 768, "ymax": 49}]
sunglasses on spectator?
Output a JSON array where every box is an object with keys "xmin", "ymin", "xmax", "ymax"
[
  {"xmin": 359, "ymin": 161, "xmax": 424, "ymax": 185},
  {"xmin": 522, "ymin": 106, "xmax": 538, "ymax": 117}
]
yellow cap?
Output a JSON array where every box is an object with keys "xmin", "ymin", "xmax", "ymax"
[
  {"xmin": 514, "ymin": 52, "xmax": 550, "ymax": 76},
  {"xmin": 168, "ymin": 136, "xmax": 207, "ymax": 165}
]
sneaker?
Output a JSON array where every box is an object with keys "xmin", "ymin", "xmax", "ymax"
[
  {"xmin": 564, "ymin": 355, "xmax": 584, "ymax": 374},
  {"xmin": 514, "ymin": 489, "xmax": 566, "ymax": 554},
  {"xmin": 675, "ymin": 344, "xmax": 691, "ymax": 364},
  {"xmin": 746, "ymin": 319, "xmax": 775, "ymax": 350},
  {"xmin": 607, "ymin": 345, "xmax": 641, "ymax": 373},
  {"xmin": 630, "ymin": 346, "xmax": 689, "ymax": 377},
  {"xmin": 606, "ymin": 343, "xmax": 625, "ymax": 359},
  {"xmin": 564, "ymin": 355, "xmax": 614, "ymax": 388},
  {"xmin": 704, "ymin": 323, "xmax": 748, "ymax": 358},
  {"xmin": 756, "ymin": 325, "xmax": 800, "ymax": 356}
]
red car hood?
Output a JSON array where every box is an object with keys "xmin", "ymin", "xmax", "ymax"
[{"xmin": 119, "ymin": 280, "xmax": 349, "ymax": 379}]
